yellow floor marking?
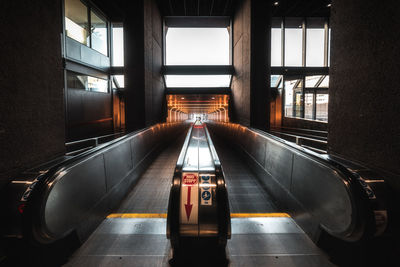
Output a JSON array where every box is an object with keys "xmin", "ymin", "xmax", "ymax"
[{"xmin": 107, "ymin": 213, "xmax": 290, "ymax": 219}]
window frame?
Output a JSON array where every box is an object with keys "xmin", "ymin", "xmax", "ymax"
[{"xmin": 270, "ymin": 17, "xmax": 330, "ymax": 123}]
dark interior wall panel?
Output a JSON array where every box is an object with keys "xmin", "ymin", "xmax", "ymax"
[
  {"xmin": 0, "ymin": 0, "xmax": 65, "ymax": 184},
  {"xmin": 67, "ymin": 90, "xmax": 112, "ymax": 123},
  {"xmin": 232, "ymin": 0, "xmax": 270, "ymax": 129},
  {"xmin": 124, "ymin": 0, "xmax": 165, "ymax": 131},
  {"xmin": 66, "ymin": 89, "xmax": 113, "ymax": 141},
  {"xmin": 232, "ymin": 0, "xmax": 251, "ymax": 126},
  {"xmin": 250, "ymin": 0, "xmax": 270, "ymax": 130},
  {"xmin": 328, "ymin": 0, "xmax": 400, "ymax": 189},
  {"xmin": 124, "ymin": 0, "xmax": 145, "ymax": 131}
]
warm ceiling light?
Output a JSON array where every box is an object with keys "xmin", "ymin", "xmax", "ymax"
[
  {"xmin": 181, "ymin": 97, "xmax": 185, "ymax": 100},
  {"xmin": 211, "ymin": 97, "xmax": 215, "ymax": 99},
  {"xmin": 273, "ymin": 1, "xmax": 279, "ymax": 6},
  {"xmin": 327, "ymin": 3, "xmax": 331, "ymax": 7}
]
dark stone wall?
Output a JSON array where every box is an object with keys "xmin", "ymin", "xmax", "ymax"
[
  {"xmin": 232, "ymin": 0, "xmax": 251, "ymax": 126},
  {"xmin": 0, "ymin": 0, "xmax": 65, "ymax": 186},
  {"xmin": 124, "ymin": 0, "xmax": 165, "ymax": 131},
  {"xmin": 250, "ymin": 0, "xmax": 270, "ymax": 131},
  {"xmin": 124, "ymin": 1, "xmax": 145, "ymax": 131},
  {"xmin": 232, "ymin": 0, "xmax": 270, "ymax": 129},
  {"xmin": 328, "ymin": 0, "xmax": 400, "ymax": 186},
  {"xmin": 144, "ymin": 0, "xmax": 165, "ymax": 126}
]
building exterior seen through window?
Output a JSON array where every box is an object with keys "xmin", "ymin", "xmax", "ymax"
[
  {"xmin": 271, "ymin": 17, "xmax": 330, "ymax": 122},
  {"xmin": 273, "ymin": 74, "xmax": 329, "ymax": 122}
]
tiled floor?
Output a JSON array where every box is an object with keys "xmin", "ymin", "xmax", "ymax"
[{"xmin": 66, "ymin": 217, "xmax": 335, "ymax": 267}]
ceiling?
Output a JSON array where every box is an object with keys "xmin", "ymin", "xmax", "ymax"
[
  {"xmin": 167, "ymin": 94, "xmax": 229, "ymax": 114},
  {"xmin": 159, "ymin": 0, "xmax": 236, "ymax": 16},
  {"xmin": 93, "ymin": 0, "xmax": 331, "ymax": 21}
]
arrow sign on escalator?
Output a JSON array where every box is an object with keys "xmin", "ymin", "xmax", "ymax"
[
  {"xmin": 180, "ymin": 173, "xmax": 198, "ymax": 224},
  {"xmin": 185, "ymin": 186, "xmax": 193, "ymax": 220}
]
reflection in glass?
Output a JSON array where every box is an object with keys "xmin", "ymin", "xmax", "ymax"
[
  {"xmin": 65, "ymin": 0, "xmax": 89, "ymax": 45},
  {"xmin": 271, "ymin": 28, "xmax": 282, "ymax": 66},
  {"xmin": 166, "ymin": 28, "xmax": 229, "ymax": 65},
  {"xmin": 165, "ymin": 75, "xmax": 231, "ymax": 87},
  {"xmin": 67, "ymin": 72, "xmax": 108, "ymax": 93},
  {"xmin": 306, "ymin": 28, "xmax": 325, "ymax": 66},
  {"xmin": 112, "ymin": 27, "xmax": 124, "ymax": 66},
  {"xmin": 305, "ymin": 93, "xmax": 314, "ymax": 119},
  {"xmin": 305, "ymin": 75, "xmax": 322, "ymax": 87},
  {"xmin": 91, "ymin": 11, "xmax": 108, "ymax": 55},
  {"xmin": 316, "ymin": 94, "xmax": 328, "ymax": 121}
]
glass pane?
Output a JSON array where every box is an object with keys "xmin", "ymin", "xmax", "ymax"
[
  {"xmin": 306, "ymin": 29, "xmax": 325, "ymax": 66},
  {"xmin": 67, "ymin": 72, "xmax": 108, "ymax": 93},
  {"xmin": 319, "ymin": 75, "xmax": 329, "ymax": 87},
  {"xmin": 65, "ymin": 0, "xmax": 89, "ymax": 45},
  {"xmin": 91, "ymin": 11, "xmax": 108, "ymax": 55},
  {"xmin": 88, "ymin": 76, "xmax": 108, "ymax": 92},
  {"xmin": 284, "ymin": 79, "xmax": 298, "ymax": 117},
  {"xmin": 113, "ymin": 75, "xmax": 124, "ymax": 88},
  {"xmin": 294, "ymin": 91, "xmax": 303, "ymax": 118},
  {"xmin": 271, "ymin": 28, "xmax": 282, "ymax": 66},
  {"xmin": 316, "ymin": 94, "xmax": 328, "ymax": 121},
  {"xmin": 112, "ymin": 26, "xmax": 124, "ymax": 66},
  {"xmin": 271, "ymin": 75, "xmax": 281, "ymax": 87},
  {"xmin": 305, "ymin": 75, "xmax": 322, "ymax": 87},
  {"xmin": 328, "ymin": 28, "xmax": 331, "ymax": 66},
  {"xmin": 165, "ymin": 75, "xmax": 231, "ymax": 87},
  {"xmin": 166, "ymin": 28, "xmax": 229, "ymax": 65},
  {"xmin": 305, "ymin": 93, "xmax": 314, "ymax": 119},
  {"xmin": 284, "ymin": 18, "xmax": 303, "ymax": 67}
]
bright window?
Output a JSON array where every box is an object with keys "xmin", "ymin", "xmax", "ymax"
[
  {"xmin": 271, "ymin": 28, "xmax": 282, "ymax": 66},
  {"xmin": 306, "ymin": 28, "xmax": 325, "ymax": 66},
  {"xmin": 284, "ymin": 18, "xmax": 303, "ymax": 67},
  {"xmin": 112, "ymin": 26, "xmax": 124, "ymax": 66},
  {"xmin": 166, "ymin": 28, "xmax": 229, "ymax": 65},
  {"xmin": 165, "ymin": 75, "xmax": 231, "ymax": 88}
]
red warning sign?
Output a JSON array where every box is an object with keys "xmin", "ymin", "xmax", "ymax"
[
  {"xmin": 180, "ymin": 173, "xmax": 199, "ymax": 224},
  {"xmin": 183, "ymin": 174, "xmax": 198, "ymax": 185}
]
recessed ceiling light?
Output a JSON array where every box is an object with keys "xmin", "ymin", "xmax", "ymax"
[
  {"xmin": 211, "ymin": 97, "xmax": 215, "ymax": 99},
  {"xmin": 181, "ymin": 97, "xmax": 185, "ymax": 100},
  {"xmin": 273, "ymin": 1, "xmax": 279, "ymax": 6},
  {"xmin": 327, "ymin": 3, "xmax": 331, "ymax": 7}
]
